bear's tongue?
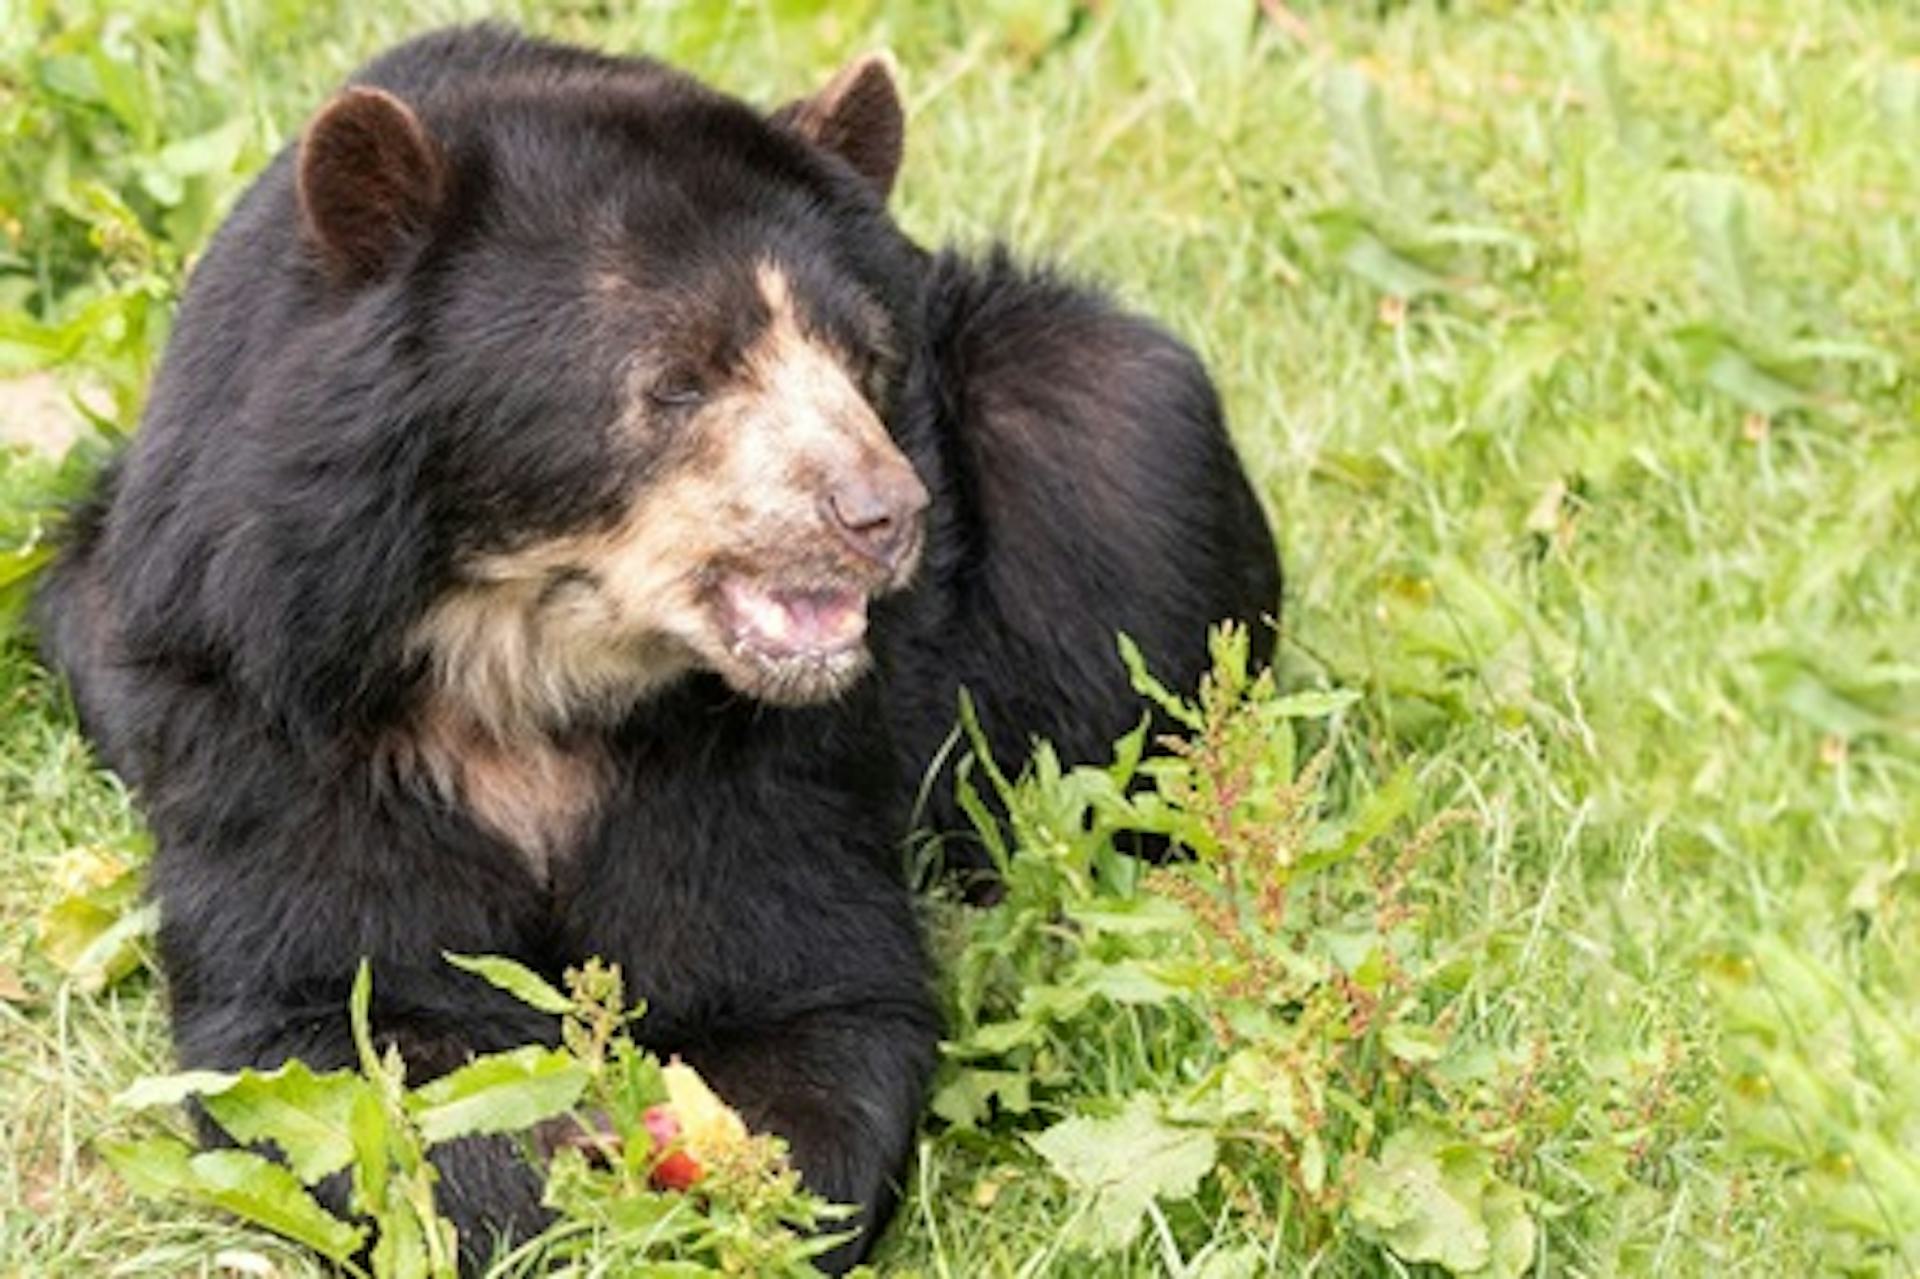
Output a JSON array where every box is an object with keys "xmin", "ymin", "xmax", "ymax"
[{"xmin": 723, "ymin": 579, "xmax": 867, "ymax": 657}]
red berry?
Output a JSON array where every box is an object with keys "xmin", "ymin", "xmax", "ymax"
[
  {"xmin": 642, "ymin": 1104, "xmax": 702, "ymax": 1190},
  {"xmin": 650, "ymin": 1149, "xmax": 703, "ymax": 1191}
]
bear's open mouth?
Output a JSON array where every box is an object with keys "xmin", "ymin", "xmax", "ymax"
[{"xmin": 717, "ymin": 574, "xmax": 869, "ymax": 662}]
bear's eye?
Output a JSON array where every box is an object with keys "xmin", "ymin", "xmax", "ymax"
[{"xmin": 648, "ymin": 374, "xmax": 706, "ymax": 409}]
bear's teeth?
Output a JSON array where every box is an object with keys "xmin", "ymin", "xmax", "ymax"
[
  {"xmin": 780, "ymin": 589, "xmax": 866, "ymax": 649},
  {"xmin": 735, "ymin": 587, "xmax": 796, "ymax": 646},
  {"xmin": 722, "ymin": 578, "xmax": 867, "ymax": 656}
]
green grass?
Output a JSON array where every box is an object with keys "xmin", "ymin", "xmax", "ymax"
[{"xmin": 4, "ymin": 0, "xmax": 1918, "ymax": 1274}]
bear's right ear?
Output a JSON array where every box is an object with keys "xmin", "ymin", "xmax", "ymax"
[
  {"xmin": 771, "ymin": 53, "xmax": 906, "ymax": 202},
  {"xmin": 297, "ymin": 87, "xmax": 446, "ymax": 284}
]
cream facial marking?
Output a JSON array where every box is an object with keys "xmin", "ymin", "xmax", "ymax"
[
  {"xmin": 687, "ymin": 264, "xmax": 927, "ymax": 700},
  {"xmin": 405, "ymin": 260, "xmax": 929, "ymax": 733}
]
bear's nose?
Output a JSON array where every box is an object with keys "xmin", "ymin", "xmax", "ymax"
[{"xmin": 823, "ymin": 463, "xmax": 929, "ymax": 570}]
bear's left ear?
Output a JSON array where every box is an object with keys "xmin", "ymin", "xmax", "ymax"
[{"xmin": 771, "ymin": 53, "xmax": 905, "ymax": 202}]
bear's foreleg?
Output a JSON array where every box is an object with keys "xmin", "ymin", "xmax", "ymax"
[{"xmin": 685, "ymin": 1004, "xmax": 938, "ymax": 1273}]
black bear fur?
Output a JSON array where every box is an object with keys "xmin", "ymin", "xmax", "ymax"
[{"xmin": 34, "ymin": 23, "xmax": 1280, "ymax": 1274}]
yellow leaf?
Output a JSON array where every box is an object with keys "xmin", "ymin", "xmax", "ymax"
[{"xmin": 661, "ymin": 1059, "xmax": 749, "ymax": 1162}]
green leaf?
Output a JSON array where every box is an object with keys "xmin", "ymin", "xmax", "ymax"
[
  {"xmin": 1019, "ymin": 982, "xmax": 1094, "ymax": 1022},
  {"xmin": 190, "ymin": 1149, "xmax": 368, "ymax": 1261},
  {"xmin": 1119, "ymin": 633, "xmax": 1201, "ymax": 729},
  {"xmin": 349, "ymin": 959, "xmax": 382, "ymax": 1080},
  {"xmin": 1352, "ymin": 1134, "xmax": 1486, "ymax": 1270},
  {"xmin": 407, "ymin": 1044, "xmax": 590, "ymax": 1146},
  {"xmin": 956, "ymin": 686, "xmax": 1018, "ymax": 799},
  {"xmin": 1189, "ymin": 1243, "xmax": 1266, "ymax": 1279},
  {"xmin": 1027, "ymin": 1095, "xmax": 1218, "ymax": 1253},
  {"xmin": 1339, "ymin": 227, "xmax": 1455, "ymax": 299},
  {"xmin": 201, "ymin": 1063, "xmax": 373, "ymax": 1183},
  {"xmin": 956, "ymin": 1017, "xmax": 1043, "ymax": 1057},
  {"xmin": 0, "ymin": 313, "xmax": 72, "ymax": 374},
  {"xmin": 37, "ymin": 55, "xmax": 104, "ymax": 106},
  {"xmin": 98, "ymin": 1135, "xmax": 199, "ymax": 1199},
  {"xmin": 443, "ymin": 952, "xmax": 572, "ymax": 1015},
  {"xmin": 1299, "ymin": 767, "xmax": 1416, "ymax": 876},
  {"xmin": 1685, "ymin": 177, "xmax": 1762, "ymax": 324},
  {"xmin": 347, "ymin": 1083, "xmax": 393, "ymax": 1214},
  {"xmin": 1300, "ymin": 1132, "xmax": 1328, "ymax": 1198},
  {"xmin": 112, "ymin": 1069, "xmax": 246, "ymax": 1111},
  {"xmin": 0, "ymin": 313, "xmax": 83, "ymax": 375},
  {"xmin": 1109, "ymin": 715, "xmax": 1150, "ymax": 786},
  {"xmin": 953, "ymin": 688, "xmax": 1018, "ymax": 876},
  {"xmin": 196, "ymin": 1144, "xmax": 368, "ymax": 1252},
  {"xmin": 1066, "ymin": 895, "xmax": 1190, "ymax": 936},
  {"xmin": 1076, "ymin": 959, "xmax": 1182, "ymax": 1006},
  {"xmin": 952, "ymin": 757, "xmax": 1011, "ymax": 874},
  {"xmin": 929, "ymin": 1067, "xmax": 1032, "ymax": 1128},
  {"xmin": 1382, "ymin": 1020, "xmax": 1449, "ymax": 1065},
  {"xmin": 116, "ymin": 1063, "xmax": 370, "ymax": 1183},
  {"xmin": 1208, "ymin": 1049, "xmax": 1316, "ymax": 1138},
  {"xmin": 1569, "ymin": 25, "xmax": 1633, "ymax": 142},
  {"xmin": 0, "ymin": 542, "xmax": 55, "ymax": 590},
  {"xmin": 1672, "ymin": 326, "xmax": 1812, "ymax": 417},
  {"xmin": 103, "ymin": 1139, "xmax": 365, "ymax": 1263},
  {"xmin": 1270, "ymin": 689, "xmax": 1361, "ymax": 719},
  {"xmin": 1351, "ymin": 1126, "xmax": 1533, "ymax": 1276},
  {"xmin": 1322, "ymin": 66, "xmax": 1396, "ymax": 210},
  {"xmin": 37, "ymin": 896, "xmax": 155, "ymax": 992},
  {"xmin": 152, "ymin": 117, "xmax": 249, "ymax": 180},
  {"xmin": 371, "ymin": 1197, "xmax": 431, "ymax": 1279},
  {"xmin": 0, "ymin": 542, "xmax": 57, "ymax": 637},
  {"xmin": 1477, "ymin": 1181, "xmax": 1538, "ymax": 1279},
  {"xmin": 1319, "ymin": 928, "xmax": 1381, "ymax": 977}
]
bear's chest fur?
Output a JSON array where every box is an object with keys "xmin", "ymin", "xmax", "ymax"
[{"xmin": 385, "ymin": 703, "xmax": 611, "ymax": 882}]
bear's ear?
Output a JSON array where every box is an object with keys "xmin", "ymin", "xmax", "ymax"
[
  {"xmin": 297, "ymin": 87, "xmax": 447, "ymax": 283},
  {"xmin": 771, "ymin": 53, "xmax": 905, "ymax": 201}
]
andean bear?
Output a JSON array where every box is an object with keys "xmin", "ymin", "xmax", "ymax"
[{"xmin": 34, "ymin": 22, "xmax": 1281, "ymax": 1273}]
